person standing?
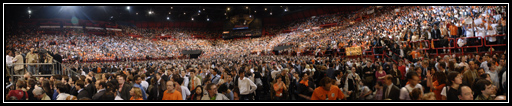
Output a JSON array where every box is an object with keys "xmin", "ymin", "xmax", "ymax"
[
  {"xmin": 92, "ymin": 80, "xmax": 106, "ymax": 100},
  {"xmin": 458, "ymin": 86, "xmax": 474, "ymax": 100},
  {"xmin": 117, "ymin": 75, "xmax": 132, "ymax": 100},
  {"xmin": 474, "ymin": 79, "xmax": 496, "ymax": 100},
  {"xmin": 441, "ymin": 71, "xmax": 462, "ymax": 100},
  {"xmin": 399, "ymin": 71, "xmax": 423, "ymax": 100},
  {"xmin": 26, "ymin": 48, "xmax": 39, "ymax": 75},
  {"xmin": 133, "ymin": 75, "xmax": 147, "ymax": 100},
  {"xmin": 211, "ymin": 68, "xmax": 221, "ymax": 85},
  {"xmin": 7, "ymin": 80, "xmax": 29, "ymax": 100},
  {"xmin": 345, "ymin": 67, "xmax": 360, "ymax": 100},
  {"xmin": 375, "ymin": 66, "xmax": 387, "ymax": 84},
  {"xmin": 201, "ymin": 83, "xmax": 230, "ymax": 100},
  {"xmin": 13, "ymin": 51, "xmax": 25, "ymax": 76},
  {"xmin": 362, "ymin": 61, "xmax": 375, "ymax": 89},
  {"xmin": 129, "ymin": 87, "xmax": 143, "ymax": 100},
  {"xmin": 189, "ymin": 86, "xmax": 204, "ymax": 100},
  {"xmin": 6, "ymin": 50, "xmax": 14, "ymax": 77},
  {"xmin": 272, "ymin": 75, "xmax": 288, "ymax": 100},
  {"xmin": 398, "ymin": 60, "xmax": 407, "ymax": 87},
  {"xmin": 176, "ymin": 77, "xmax": 191, "ymax": 100},
  {"xmin": 189, "ymin": 71, "xmax": 202, "ymax": 92},
  {"xmin": 162, "ymin": 80, "xmax": 182, "ymax": 100},
  {"xmin": 462, "ymin": 61, "xmax": 478, "ymax": 88},
  {"xmin": 297, "ymin": 72, "xmax": 314, "ymax": 100},
  {"xmin": 389, "ymin": 64, "xmax": 402, "ymax": 87},
  {"xmin": 55, "ymin": 82, "xmax": 72, "ymax": 100},
  {"xmin": 310, "ymin": 77, "xmax": 345, "ymax": 100},
  {"xmin": 75, "ymin": 80, "xmax": 90, "ymax": 99},
  {"xmin": 238, "ymin": 70, "xmax": 257, "ymax": 100},
  {"xmin": 32, "ymin": 87, "xmax": 51, "ymax": 100},
  {"xmin": 383, "ymin": 75, "xmax": 400, "ymax": 100}
]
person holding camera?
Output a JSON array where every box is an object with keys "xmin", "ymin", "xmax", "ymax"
[{"xmin": 26, "ymin": 48, "xmax": 40, "ymax": 75}]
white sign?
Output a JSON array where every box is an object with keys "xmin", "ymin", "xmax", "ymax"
[{"xmin": 474, "ymin": 18, "xmax": 483, "ymax": 25}]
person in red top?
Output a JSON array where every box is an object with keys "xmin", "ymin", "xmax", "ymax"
[
  {"xmin": 398, "ymin": 60, "xmax": 407, "ymax": 87},
  {"xmin": 311, "ymin": 77, "xmax": 345, "ymax": 100},
  {"xmin": 7, "ymin": 80, "xmax": 29, "ymax": 100}
]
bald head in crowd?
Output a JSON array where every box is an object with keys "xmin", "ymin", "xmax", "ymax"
[{"xmin": 458, "ymin": 86, "xmax": 473, "ymax": 100}]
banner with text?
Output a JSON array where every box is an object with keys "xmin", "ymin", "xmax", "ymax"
[{"xmin": 345, "ymin": 46, "xmax": 362, "ymax": 56}]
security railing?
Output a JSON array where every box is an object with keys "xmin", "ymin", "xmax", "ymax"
[{"xmin": 7, "ymin": 60, "xmax": 79, "ymax": 82}]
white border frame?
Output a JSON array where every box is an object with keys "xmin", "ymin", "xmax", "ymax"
[{"xmin": 3, "ymin": 2, "xmax": 509, "ymax": 103}]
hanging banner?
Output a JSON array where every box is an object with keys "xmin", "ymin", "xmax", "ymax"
[{"xmin": 345, "ymin": 46, "xmax": 362, "ymax": 56}]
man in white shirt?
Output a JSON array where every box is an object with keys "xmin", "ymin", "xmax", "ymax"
[
  {"xmin": 56, "ymin": 82, "xmax": 71, "ymax": 100},
  {"xmin": 238, "ymin": 70, "xmax": 257, "ymax": 100},
  {"xmin": 140, "ymin": 74, "xmax": 149, "ymax": 91},
  {"xmin": 399, "ymin": 45, "xmax": 405, "ymax": 58},
  {"xmin": 6, "ymin": 50, "xmax": 14, "ymax": 76},
  {"xmin": 177, "ymin": 77, "xmax": 191, "ymax": 100},
  {"xmin": 480, "ymin": 55, "xmax": 489, "ymax": 72},
  {"xmin": 400, "ymin": 71, "xmax": 423, "ymax": 100}
]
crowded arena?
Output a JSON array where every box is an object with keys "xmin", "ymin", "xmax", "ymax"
[{"xmin": 4, "ymin": 5, "xmax": 508, "ymax": 102}]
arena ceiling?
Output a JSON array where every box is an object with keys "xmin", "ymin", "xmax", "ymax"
[{"xmin": 5, "ymin": 5, "xmax": 321, "ymax": 23}]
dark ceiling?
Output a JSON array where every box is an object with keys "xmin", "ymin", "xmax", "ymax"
[{"xmin": 5, "ymin": 5, "xmax": 321, "ymax": 23}]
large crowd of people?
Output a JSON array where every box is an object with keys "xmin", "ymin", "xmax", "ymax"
[{"xmin": 5, "ymin": 5, "xmax": 507, "ymax": 101}]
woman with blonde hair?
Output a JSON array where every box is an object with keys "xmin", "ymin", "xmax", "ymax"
[
  {"xmin": 129, "ymin": 87, "xmax": 143, "ymax": 100},
  {"xmin": 303, "ymin": 64, "xmax": 316, "ymax": 77}
]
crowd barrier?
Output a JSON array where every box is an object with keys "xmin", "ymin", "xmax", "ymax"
[
  {"xmin": 456, "ymin": 36, "xmax": 484, "ymax": 55},
  {"xmin": 484, "ymin": 34, "xmax": 507, "ymax": 55},
  {"xmin": 7, "ymin": 60, "xmax": 79, "ymax": 81}
]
